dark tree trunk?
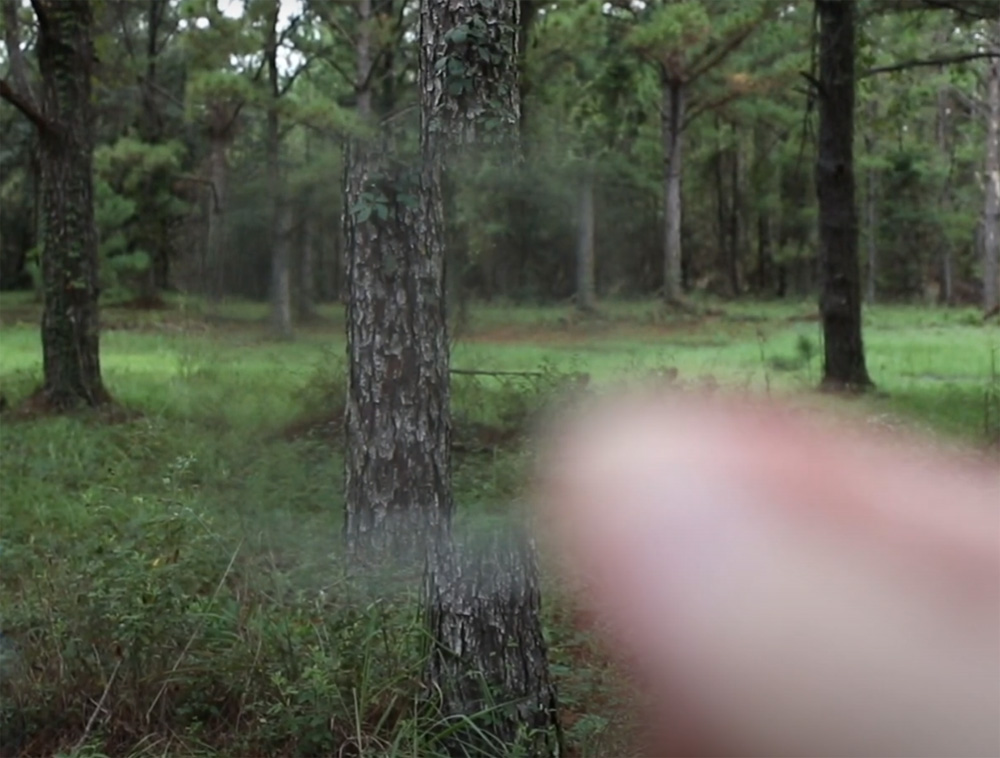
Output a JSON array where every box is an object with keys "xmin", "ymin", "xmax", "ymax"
[
  {"xmin": 713, "ymin": 138, "xmax": 728, "ymax": 291},
  {"xmin": 426, "ymin": 526, "xmax": 561, "ymax": 758},
  {"xmin": 575, "ymin": 171, "xmax": 596, "ymax": 312},
  {"xmin": 753, "ymin": 121, "xmax": 775, "ymax": 293},
  {"xmin": 420, "ymin": 1, "xmax": 560, "ymax": 752},
  {"xmin": 204, "ymin": 129, "xmax": 228, "ymax": 302},
  {"xmin": 343, "ymin": 0, "xmax": 451, "ymax": 562},
  {"xmin": 266, "ymin": 0, "xmax": 293, "ymax": 340},
  {"xmin": 661, "ymin": 75, "xmax": 685, "ymax": 304},
  {"xmin": 32, "ymin": 0, "xmax": 108, "ymax": 408},
  {"xmin": 815, "ymin": 0, "xmax": 872, "ymax": 391},
  {"xmin": 343, "ymin": 137, "xmax": 452, "ymax": 563},
  {"xmin": 728, "ymin": 132, "xmax": 743, "ymax": 296}
]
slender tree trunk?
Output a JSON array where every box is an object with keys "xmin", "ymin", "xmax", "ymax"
[
  {"xmin": 816, "ymin": 0, "xmax": 872, "ymax": 391},
  {"xmin": 753, "ymin": 121, "xmax": 774, "ymax": 293},
  {"xmin": 296, "ymin": 133, "xmax": 317, "ymax": 320},
  {"xmin": 297, "ymin": 209, "xmax": 318, "ymax": 319},
  {"xmin": 984, "ymin": 30, "xmax": 999, "ymax": 315},
  {"xmin": 713, "ymin": 136, "xmax": 728, "ymax": 290},
  {"xmin": 265, "ymin": 0, "xmax": 292, "ymax": 339},
  {"xmin": 936, "ymin": 84, "xmax": 954, "ymax": 305},
  {"xmin": 137, "ymin": 0, "xmax": 169, "ymax": 298},
  {"xmin": 420, "ymin": 1, "xmax": 560, "ymax": 753},
  {"xmin": 729, "ymin": 133, "xmax": 742, "ymax": 296},
  {"xmin": 34, "ymin": 0, "xmax": 108, "ymax": 408},
  {"xmin": 661, "ymin": 75, "xmax": 685, "ymax": 305},
  {"xmin": 205, "ymin": 134, "xmax": 228, "ymax": 302},
  {"xmin": 576, "ymin": 171, "xmax": 596, "ymax": 312}
]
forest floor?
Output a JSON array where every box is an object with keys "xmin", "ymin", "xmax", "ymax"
[{"xmin": 0, "ymin": 291, "xmax": 997, "ymax": 757}]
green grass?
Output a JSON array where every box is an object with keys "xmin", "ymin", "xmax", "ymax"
[{"xmin": 0, "ymin": 292, "xmax": 997, "ymax": 757}]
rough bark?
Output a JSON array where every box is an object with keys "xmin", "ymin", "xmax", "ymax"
[
  {"xmin": 816, "ymin": 0, "xmax": 872, "ymax": 391},
  {"xmin": 343, "ymin": 136, "xmax": 452, "ymax": 563},
  {"xmin": 420, "ymin": 1, "xmax": 560, "ymax": 753},
  {"xmin": 425, "ymin": 526, "xmax": 561, "ymax": 758},
  {"xmin": 661, "ymin": 76, "xmax": 685, "ymax": 304},
  {"xmin": 575, "ymin": 172, "xmax": 596, "ymax": 312},
  {"xmin": 343, "ymin": 0, "xmax": 452, "ymax": 562},
  {"xmin": 30, "ymin": 0, "xmax": 109, "ymax": 408},
  {"xmin": 265, "ymin": 0, "xmax": 293, "ymax": 339},
  {"xmin": 984, "ymin": 27, "xmax": 999, "ymax": 315}
]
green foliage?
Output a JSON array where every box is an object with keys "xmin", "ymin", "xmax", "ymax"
[
  {"xmin": 0, "ymin": 295, "xmax": 996, "ymax": 756},
  {"xmin": 91, "ymin": 138, "xmax": 190, "ymax": 300}
]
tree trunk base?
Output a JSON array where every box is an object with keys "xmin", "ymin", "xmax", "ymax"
[
  {"xmin": 15, "ymin": 386, "xmax": 122, "ymax": 418},
  {"xmin": 818, "ymin": 375, "xmax": 875, "ymax": 395},
  {"xmin": 425, "ymin": 524, "xmax": 562, "ymax": 758}
]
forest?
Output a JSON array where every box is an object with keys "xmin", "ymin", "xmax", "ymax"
[{"xmin": 0, "ymin": 0, "xmax": 998, "ymax": 756}]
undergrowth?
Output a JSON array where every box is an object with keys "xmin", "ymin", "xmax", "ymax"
[{"xmin": 0, "ymin": 295, "xmax": 995, "ymax": 757}]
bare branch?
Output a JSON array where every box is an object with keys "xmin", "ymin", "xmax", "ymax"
[
  {"xmin": 861, "ymin": 51, "xmax": 1000, "ymax": 78},
  {"xmin": 175, "ymin": 175, "xmax": 220, "ymax": 212},
  {"xmin": 0, "ymin": 77, "xmax": 52, "ymax": 132},
  {"xmin": 687, "ymin": 5, "xmax": 777, "ymax": 85}
]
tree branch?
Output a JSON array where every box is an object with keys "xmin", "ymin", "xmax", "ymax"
[
  {"xmin": 2, "ymin": 0, "xmax": 37, "ymax": 102},
  {"xmin": 175, "ymin": 175, "xmax": 220, "ymax": 212},
  {"xmin": 687, "ymin": 5, "xmax": 776, "ymax": 85},
  {"xmin": 0, "ymin": 77, "xmax": 52, "ymax": 133},
  {"xmin": 860, "ymin": 51, "xmax": 1000, "ymax": 78}
]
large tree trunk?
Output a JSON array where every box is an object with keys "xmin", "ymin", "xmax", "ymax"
[
  {"xmin": 661, "ymin": 76, "xmax": 685, "ymax": 304},
  {"xmin": 35, "ymin": 0, "xmax": 108, "ymax": 408},
  {"xmin": 815, "ymin": 0, "xmax": 872, "ymax": 391},
  {"xmin": 265, "ymin": 0, "xmax": 293, "ymax": 340},
  {"xmin": 575, "ymin": 171, "xmax": 596, "ymax": 312},
  {"xmin": 343, "ymin": 139, "xmax": 451, "ymax": 562},
  {"xmin": 420, "ymin": 1, "xmax": 560, "ymax": 752},
  {"xmin": 426, "ymin": 526, "xmax": 561, "ymax": 758},
  {"xmin": 343, "ymin": 0, "xmax": 452, "ymax": 562},
  {"xmin": 984, "ymin": 28, "xmax": 999, "ymax": 316}
]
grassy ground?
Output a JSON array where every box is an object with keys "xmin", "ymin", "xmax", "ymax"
[{"xmin": 0, "ymin": 291, "xmax": 997, "ymax": 757}]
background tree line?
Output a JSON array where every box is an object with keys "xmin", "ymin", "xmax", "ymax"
[{"xmin": 2, "ymin": 0, "xmax": 997, "ymax": 318}]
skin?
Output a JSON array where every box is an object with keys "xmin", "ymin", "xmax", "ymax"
[{"xmin": 537, "ymin": 390, "xmax": 1000, "ymax": 758}]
